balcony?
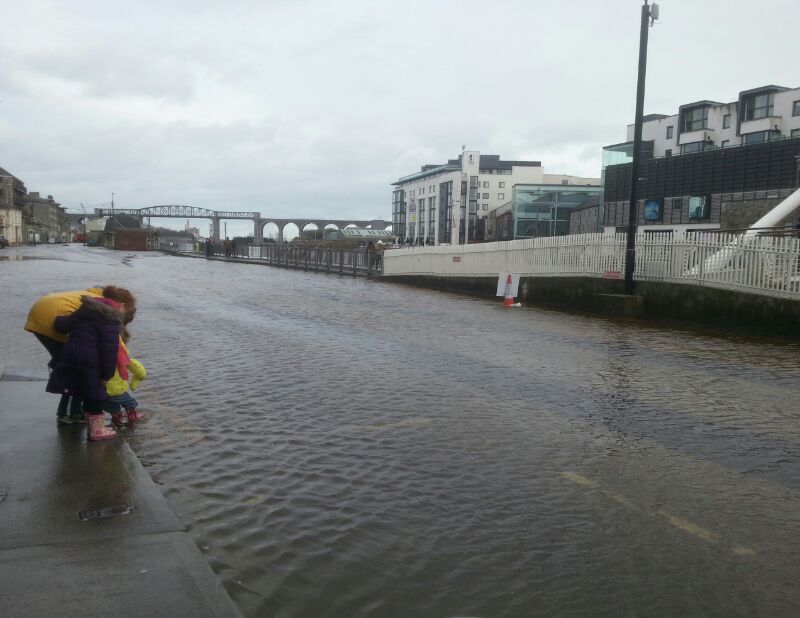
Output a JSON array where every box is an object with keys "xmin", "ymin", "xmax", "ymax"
[
  {"xmin": 678, "ymin": 129, "xmax": 715, "ymax": 146},
  {"xmin": 740, "ymin": 116, "xmax": 782, "ymax": 135}
]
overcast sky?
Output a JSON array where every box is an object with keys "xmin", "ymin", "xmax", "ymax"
[{"xmin": 1, "ymin": 0, "xmax": 797, "ymax": 236}]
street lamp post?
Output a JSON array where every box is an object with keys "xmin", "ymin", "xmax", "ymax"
[
  {"xmin": 624, "ymin": 0, "xmax": 658, "ymax": 295},
  {"xmin": 79, "ymin": 203, "xmax": 87, "ymax": 246}
]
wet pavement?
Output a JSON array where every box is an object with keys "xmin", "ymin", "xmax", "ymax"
[
  {"xmin": 2, "ymin": 244, "xmax": 800, "ymax": 617},
  {"xmin": 0, "ymin": 367, "xmax": 239, "ymax": 617}
]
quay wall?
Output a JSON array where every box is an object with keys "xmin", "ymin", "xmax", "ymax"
[{"xmin": 380, "ymin": 274, "xmax": 800, "ymax": 338}]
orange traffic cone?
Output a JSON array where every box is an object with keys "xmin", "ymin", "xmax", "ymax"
[{"xmin": 503, "ymin": 274, "xmax": 515, "ymax": 307}]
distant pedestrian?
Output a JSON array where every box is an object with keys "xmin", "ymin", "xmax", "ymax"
[
  {"xmin": 231, "ymin": 238, "xmax": 237, "ymax": 257},
  {"xmin": 205, "ymin": 238, "xmax": 214, "ymax": 257},
  {"xmin": 224, "ymin": 237, "xmax": 232, "ymax": 258}
]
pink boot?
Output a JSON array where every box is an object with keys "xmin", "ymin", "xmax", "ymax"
[
  {"xmin": 126, "ymin": 409, "xmax": 146, "ymax": 423},
  {"xmin": 87, "ymin": 414, "xmax": 118, "ymax": 441}
]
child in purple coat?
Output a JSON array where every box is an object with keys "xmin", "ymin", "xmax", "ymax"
[{"xmin": 46, "ymin": 295, "xmax": 126, "ymax": 441}]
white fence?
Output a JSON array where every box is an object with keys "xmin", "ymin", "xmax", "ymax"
[
  {"xmin": 154, "ymin": 239, "xmax": 196, "ymax": 253},
  {"xmin": 382, "ymin": 233, "xmax": 800, "ymax": 299}
]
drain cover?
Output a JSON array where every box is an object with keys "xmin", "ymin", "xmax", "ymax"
[{"xmin": 79, "ymin": 505, "xmax": 137, "ymax": 521}]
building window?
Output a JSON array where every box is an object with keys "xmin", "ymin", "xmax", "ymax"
[
  {"xmin": 682, "ymin": 106, "xmax": 708, "ymax": 132},
  {"xmin": 672, "ymin": 198, "xmax": 682, "ymax": 209},
  {"xmin": 792, "ymin": 129, "xmax": 800, "ymax": 138},
  {"xmin": 743, "ymin": 92, "xmax": 774, "ymax": 120},
  {"xmin": 498, "ymin": 182, "xmax": 505, "ymax": 188},
  {"xmin": 721, "ymin": 140, "xmax": 730, "ymax": 148},
  {"xmin": 794, "ymin": 101, "xmax": 800, "ymax": 116},
  {"xmin": 743, "ymin": 130, "xmax": 783, "ymax": 144},
  {"xmin": 482, "ymin": 204, "xmax": 488, "ymax": 210},
  {"xmin": 681, "ymin": 141, "xmax": 705, "ymax": 154},
  {"xmin": 420, "ymin": 187, "xmax": 424, "ymax": 195},
  {"xmin": 666, "ymin": 125, "xmax": 673, "ymax": 139},
  {"xmin": 498, "ymin": 193, "xmax": 505, "ymax": 200},
  {"xmin": 665, "ymin": 148, "xmax": 672, "ymax": 157},
  {"xmin": 482, "ymin": 181, "xmax": 489, "ymax": 188},
  {"xmin": 482, "ymin": 193, "xmax": 489, "ymax": 199},
  {"xmin": 723, "ymin": 114, "xmax": 731, "ymax": 129}
]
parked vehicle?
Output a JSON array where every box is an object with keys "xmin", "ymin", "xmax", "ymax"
[{"xmin": 0, "ymin": 235, "xmax": 8, "ymax": 248}]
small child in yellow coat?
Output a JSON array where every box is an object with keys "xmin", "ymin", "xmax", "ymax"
[{"xmin": 105, "ymin": 328, "xmax": 147, "ymax": 424}]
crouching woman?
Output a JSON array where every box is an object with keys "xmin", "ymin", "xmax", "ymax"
[{"xmin": 46, "ymin": 295, "xmax": 126, "ymax": 441}]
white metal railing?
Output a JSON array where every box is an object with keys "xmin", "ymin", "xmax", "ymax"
[
  {"xmin": 154, "ymin": 239, "xmax": 196, "ymax": 253},
  {"xmin": 382, "ymin": 233, "xmax": 800, "ymax": 299}
]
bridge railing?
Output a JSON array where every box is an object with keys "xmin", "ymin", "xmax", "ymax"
[
  {"xmin": 197, "ymin": 243, "xmax": 383, "ymax": 276},
  {"xmin": 382, "ymin": 232, "xmax": 800, "ymax": 299},
  {"xmin": 153, "ymin": 239, "xmax": 196, "ymax": 253}
]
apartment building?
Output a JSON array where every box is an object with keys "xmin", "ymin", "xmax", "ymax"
[
  {"xmin": 587, "ymin": 84, "xmax": 800, "ymax": 236},
  {"xmin": 24, "ymin": 192, "xmax": 67, "ymax": 243},
  {"xmin": 392, "ymin": 150, "xmax": 596, "ymax": 244},
  {"xmin": 603, "ymin": 84, "xmax": 800, "ymax": 168},
  {"xmin": 0, "ymin": 166, "xmax": 27, "ymax": 245}
]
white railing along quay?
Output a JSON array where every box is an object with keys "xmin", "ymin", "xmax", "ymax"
[{"xmin": 382, "ymin": 233, "xmax": 800, "ymax": 300}]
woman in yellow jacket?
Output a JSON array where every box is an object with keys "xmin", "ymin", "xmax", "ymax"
[{"xmin": 25, "ymin": 285, "xmax": 137, "ymax": 423}]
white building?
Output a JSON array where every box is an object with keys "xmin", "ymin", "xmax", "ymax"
[
  {"xmin": 603, "ymin": 84, "xmax": 800, "ymax": 167},
  {"xmin": 391, "ymin": 151, "xmax": 599, "ymax": 245}
]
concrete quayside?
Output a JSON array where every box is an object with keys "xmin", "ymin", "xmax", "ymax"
[{"xmin": 0, "ymin": 364, "xmax": 240, "ymax": 617}]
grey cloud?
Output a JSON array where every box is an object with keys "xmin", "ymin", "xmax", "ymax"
[{"xmin": 22, "ymin": 44, "xmax": 197, "ymax": 102}]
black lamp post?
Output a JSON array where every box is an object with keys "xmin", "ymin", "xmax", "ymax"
[
  {"xmin": 79, "ymin": 203, "xmax": 87, "ymax": 246},
  {"xmin": 624, "ymin": 0, "xmax": 658, "ymax": 295}
]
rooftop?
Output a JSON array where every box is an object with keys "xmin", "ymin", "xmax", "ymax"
[{"xmin": 393, "ymin": 153, "xmax": 540, "ymax": 185}]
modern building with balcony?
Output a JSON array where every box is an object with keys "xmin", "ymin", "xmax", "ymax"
[
  {"xmin": 585, "ymin": 85, "xmax": 800, "ymax": 236},
  {"xmin": 391, "ymin": 150, "xmax": 598, "ymax": 244},
  {"xmin": 602, "ymin": 84, "xmax": 800, "ymax": 170}
]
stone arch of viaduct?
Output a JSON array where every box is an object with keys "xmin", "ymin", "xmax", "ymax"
[
  {"xmin": 260, "ymin": 219, "xmax": 391, "ymax": 242},
  {"xmin": 93, "ymin": 205, "xmax": 390, "ymax": 242}
]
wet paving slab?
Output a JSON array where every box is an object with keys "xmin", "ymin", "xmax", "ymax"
[
  {"xmin": 0, "ymin": 373, "xmax": 240, "ymax": 616},
  {"xmin": 2, "ymin": 244, "xmax": 800, "ymax": 617}
]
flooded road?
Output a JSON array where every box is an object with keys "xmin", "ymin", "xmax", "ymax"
[{"xmin": 3, "ymin": 244, "xmax": 800, "ymax": 617}]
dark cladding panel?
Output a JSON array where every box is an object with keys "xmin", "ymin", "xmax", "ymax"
[{"xmin": 604, "ymin": 138, "xmax": 800, "ymax": 202}]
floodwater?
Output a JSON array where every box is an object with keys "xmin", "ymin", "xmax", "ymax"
[{"xmin": 2, "ymin": 244, "xmax": 800, "ymax": 617}]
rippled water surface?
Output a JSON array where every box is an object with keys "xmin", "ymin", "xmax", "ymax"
[{"xmin": 3, "ymin": 245, "xmax": 800, "ymax": 617}]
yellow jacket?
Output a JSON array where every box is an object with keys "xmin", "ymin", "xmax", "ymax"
[
  {"xmin": 25, "ymin": 287, "xmax": 104, "ymax": 342},
  {"xmin": 106, "ymin": 340, "xmax": 147, "ymax": 397}
]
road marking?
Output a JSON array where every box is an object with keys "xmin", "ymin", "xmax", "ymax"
[
  {"xmin": 559, "ymin": 471, "xmax": 597, "ymax": 487},
  {"xmin": 559, "ymin": 471, "xmax": 757, "ymax": 556},
  {"xmin": 602, "ymin": 490, "xmax": 636, "ymax": 509},
  {"xmin": 661, "ymin": 512, "xmax": 719, "ymax": 544}
]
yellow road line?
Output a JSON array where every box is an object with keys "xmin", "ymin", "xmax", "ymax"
[
  {"xmin": 559, "ymin": 471, "xmax": 756, "ymax": 556},
  {"xmin": 559, "ymin": 471, "xmax": 597, "ymax": 487},
  {"xmin": 661, "ymin": 512, "xmax": 719, "ymax": 544}
]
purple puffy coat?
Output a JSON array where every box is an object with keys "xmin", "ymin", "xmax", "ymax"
[{"xmin": 46, "ymin": 295, "xmax": 123, "ymax": 402}]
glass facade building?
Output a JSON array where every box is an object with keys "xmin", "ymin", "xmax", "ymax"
[{"xmin": 502, "ymin": 184, "xmax": 602, "ymax": 239}]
